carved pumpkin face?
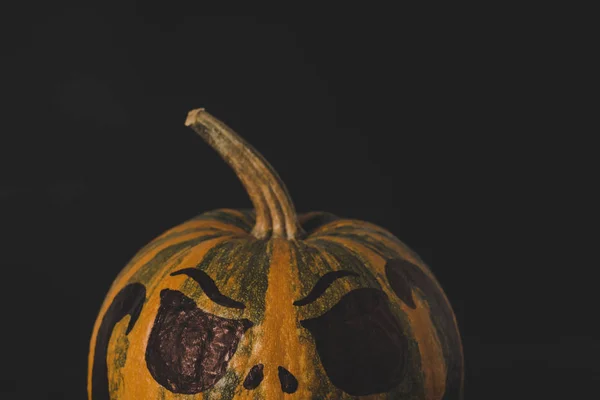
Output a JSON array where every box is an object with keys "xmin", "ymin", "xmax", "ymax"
[{"xmin": 88, "ymin": 110, "xmax": 464, "ymax": 399}]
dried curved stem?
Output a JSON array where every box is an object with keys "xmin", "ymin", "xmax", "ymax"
[{"xmin": 185, "ymin": 108, "xmax": 303, "ymax": 240}]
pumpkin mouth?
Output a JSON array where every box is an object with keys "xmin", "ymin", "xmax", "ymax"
[{"xmin": 145, "ymin": 289, "xmax": 252, "ymax": 394}]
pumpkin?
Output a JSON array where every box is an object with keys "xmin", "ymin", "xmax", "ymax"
[{"xmin": 88, "ymin": 109, "xmax": 464, "ymax": 400}]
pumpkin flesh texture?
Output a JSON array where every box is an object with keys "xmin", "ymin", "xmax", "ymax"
[{"xmin": 88, "ymin": 209, "xmax": 463, "ymax": 399}]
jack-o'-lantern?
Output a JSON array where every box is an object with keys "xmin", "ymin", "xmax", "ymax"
[{"xmin": 88, "ymin": 109, "xmax": 464, "ymax": 399}]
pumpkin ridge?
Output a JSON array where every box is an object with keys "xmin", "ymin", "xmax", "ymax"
[
  {"xmin": 309, "ymin": 239, "xmax": 382, "ymax": 293},
  {"xmin": 234, "ymin": 239, "xmax": 270, "ymax": 323},
  {"xmin": 128, "ymin": 227, "xmax": 233, "ymax": 266},
  {"xmin": 151, "ymin": 216, "xmax": 249, "ymax": 244},
  {"xmin": 289, "ymin": 241, "xmax": 342, "ymax": 399},
  {"xmin": 178, "ymin": 239, "xmax": 248, "ymax": 316},
  {"xmin": 310, "ymin": 227, "xmax": 420, "ymax": 268},
  {"xmin": 111, "ymin": 233, "xmax": 232, "ymax": 296},
  {"xmin": 189, "ymin": 209, "xmax": 256, "ymax": 232},
  {"xmin": 118, "ymin": 231, "xmax": 214, "ymax": 280},
  {"xmin": 142, "ymin": 245, "xmax": 198, "ymax": 308},
  {"xmin": 308, "ymin": 219, "xmax": 398, "ymax": 241},
  {"xmin": 294, "ymin": 241, "xmax": 353, "ymax": 319},
  {"xmin": 128, "ymin": 235, "xmax": 230, "ymax": 286},
  {"xmin": 258, "ymin": 239, "xmax": 313, "ymax": 398},
  {"xmin": 311, "ymin": 230, "xmax": 433, "ymax": 281},
  {"xmin": 313, "ymin": 233, "xmax": 394, "ymax": 261}
]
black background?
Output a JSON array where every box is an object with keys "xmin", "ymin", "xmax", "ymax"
[{"xmin": 0, "ymin": 4, "xmax": 593, "ymax": 400}]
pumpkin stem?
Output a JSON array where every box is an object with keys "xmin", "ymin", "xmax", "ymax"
[{"xmin": 185, "ymin": 108, "xmax": 304, "ymax": 240}]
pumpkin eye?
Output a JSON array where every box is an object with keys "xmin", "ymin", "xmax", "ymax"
[
  {"xmin": 385, "ymin": 260, "xmax": 417, "ymax": 309},
  {"xmin": 300, "ymin": 288, "xmax": 408, "ymax": 396},
  {"xmin": 145, "ymin": 289, "xmax": 253, "ymax": 394}
]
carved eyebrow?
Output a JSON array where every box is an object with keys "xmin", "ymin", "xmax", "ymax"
[
  {"xmin": 294, "ymin": 270, "xmax": 359, "ymax": 307},
  {"xmin": 170, "ymin": 268, "xmax": 245, "ymax": 309}
]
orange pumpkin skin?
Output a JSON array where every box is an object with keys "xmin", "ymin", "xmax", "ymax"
[{"xmin": 88, "ymin": 110, "xmax": 464, "ymax": 400}]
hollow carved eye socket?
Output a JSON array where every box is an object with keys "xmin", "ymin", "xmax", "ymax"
[
  {"xmin": 145, "ymin": 290, "xmax": 253, "ymax": 394},
  {"xmin": 300, "ymin": 288, "xmax": 408, "ymax": 396}
]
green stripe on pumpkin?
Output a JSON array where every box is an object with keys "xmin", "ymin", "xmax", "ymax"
[
  {"xmin": 182, "ymin": 237, "xmax": 270, "ymax": 324},
  {"xmin": 236, "ymin": 208, "xmax": 256, "ymax": 225},
  {"xmin": 309, "ymin": 239, "xmax": 382, "ymax": 292},
  {"xmin": 108, "ymin": 320, "xmax": 129, "ymax": 398},
  {"xmin": 128, "ymin": 234, "xmax": 228, "ymax": 286},
  {"xmin": 234, "ymin": 239, "xmax": 270, "ymax": 323},
  {"xmin": 127, "ymin": 227, "xmax": 229, "ymax": 267},
  {"xmin": 316, "ymin": 227, "xmax": 427, "ymax": 266},
  {"xmin": 289, "ymin": 241, "xmax": 339, "ymax": 399},
  {"xmin": 310, "ymin": 221, "xmax": 398, "ymax": 241},
  {"xmin": 290, "ymin": 241, "xmax": 333, "ymax": 304},
  {"xmin": 189, "ymin": 209, "xmax": 255, "ymax": 232},
  {"xmin": 202, "ymin": 368, "xmax": 242, "ymax": 400}
]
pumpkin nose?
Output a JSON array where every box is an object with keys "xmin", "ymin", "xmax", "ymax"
[
  {"xmin": 278, "ymin": 366, "xmax": 298, "ymax": 393},
  {"xmin": 243, "ymin": 364, "xmax": 264, "ymax": 390},
  {"xmin": 246, "ymin": 238, "xmax": 308, "ymax": 397},
  {"xmin": 243, "ymin": 364, "xmax": 298, "ymax": 393}
]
